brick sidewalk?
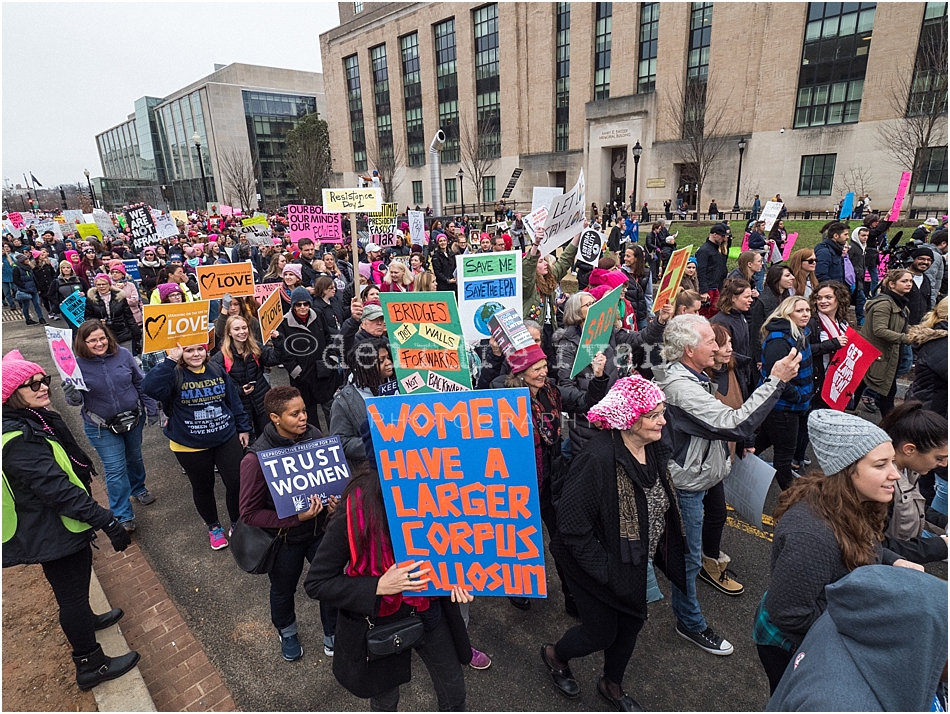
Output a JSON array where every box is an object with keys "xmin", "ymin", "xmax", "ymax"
[{"xmin": 89, "ymin": 481, "xmax": 237, "ymax": 712}]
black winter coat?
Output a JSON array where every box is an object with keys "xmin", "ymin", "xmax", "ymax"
[
  {"xmin": 710, "ymin": 308, "xmax": 753, "ymax": 389},
  {"xmin": 210, "ymin": 345, "xmax": 283, "ymax": 420},
  {"xmin": 2, "ymin": 410, "xmax": 113, "ymax": 567},
  {"xmin": 33, "ymin": 263, "xmax": 55, "ymax": 298},
  {"xmin": 304, "ymin": 508, "xmax": 472, "ymax": 698},
  {"xmin": 84, "ymin": 288, "xmax": 140, "ymax": 344},
  {"xmin": 550, "ymin": 431, "xmax": 688, "ymax": 618},
  {"xmin": 807, "ymin": 314, "xmax": 847, "ymax": 404},
  {"xmin": 620, "ymin": 268, "xmax": 650, "ymax": 329},
  {"xmin": 906, "ymin": 321, "xmax": 948, "ymax": 418},
  {"xmin": 48, "ymin": 276, "xmax": 83, "ymax": 313},
  {"xmin": 695, "ymin": 240, "xmax": 728, "ymax": 293},
  {"xmin": 906, "ymin": 275, "xmax": 932, "ymax": 326},
  {"xmin": 430, "ymin": 249, "xmax": 456, "ymax": 292},
  {"xmin": 276, "ymin": 308, "xmax": 339, "ymax": 398}
]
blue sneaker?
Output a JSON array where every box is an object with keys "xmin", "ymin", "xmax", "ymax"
[{"xmin": 280, "ymin": 633, "xmax": 303, "ymax": 661}]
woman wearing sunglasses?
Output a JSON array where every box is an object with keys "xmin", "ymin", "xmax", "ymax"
[
  {"xmin": 788, "ymin": 249, "xmax": 819, "ymax": 299},
  {"xmin": 2, "ymin": 350, "xmax": 139, "ymax": 691}
]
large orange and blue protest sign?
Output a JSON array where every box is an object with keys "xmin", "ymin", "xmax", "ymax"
[
  {"xmin": 653, "ymin": 244, "xmax": 693, "ymax": 312},
  {"xmin": 366, "ymin": 389, "xmax": 547, "ymax": 598},
  {"xmin": 380, "ymin": 292, "xmax": 471, "ymax": 394}
]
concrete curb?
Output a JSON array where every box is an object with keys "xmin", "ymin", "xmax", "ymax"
[{"xmin": 88, "ymin": 569, "xmax": 157, "ymax": 712}]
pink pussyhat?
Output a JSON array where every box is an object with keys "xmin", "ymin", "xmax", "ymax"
[
  {"xmin": 587, "ymin": 374, "xmax": 665, "ymax": 430},
  {"xmin": 2, "ymin": 350, "xmax": 46, "ymax": 404}
]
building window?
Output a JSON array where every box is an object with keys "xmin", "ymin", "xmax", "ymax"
[
  {"xmin": 412, "ymin": 180, "xmax": 424, "ymax": 205},
  {"xmin": 445, "ymin": 177, "xmax": 458, "ymax": 203},
  {"xmin": 401, "ymin": 33, "xmax": 426, "ymax": 166},
  {"xmin": 434, "ymin": 19, "xmax": 460, "ymax": 163},
  {"xmin": 555, "ymin": 2, "xmax": 571, "ymax": 152},
  {"xmin": 593, "ymin": 3, "xmax": 612, "ymax": 100},
  {"xmin": 794, "ymin": 2, "xmax": 876, "ymax": 128},
  {"xmin": 370, "ymin": 44, "xmax": 393, "ymax": 166},
  {"xmin": 908, "ymin": 2, "xmax": 948, "ymax": 116},
  {"xmin": 344, "ymin": 55, "xmax": 367, "ymax": 173},
  {"xmin": 354, "ymin": 2, "xmax": 363, "ymax": 13},
  {"xmin": 687, "ymin": 1, "xmax": 712, "ymax": 82},
  {"xmin": 482, "ymin": 176, "xmax": 496, "ymax": 203},
  {"xmin": 798, "ymin": 153, "xmax": 837, "ymax": 196},
  {"xmin": 473, "ymin": 4, "xmax": 501, "ymax": 159},
  {"xmin": 638, "ymin": 2, "xmax": 659, "ymax": 93},
  {"xmin": 242, "ymin": 91, "xmax": 317, "ymax": 205},
  {"xmin": 916, "ymin": 146, "xmax": 948, "ymax": 193}
]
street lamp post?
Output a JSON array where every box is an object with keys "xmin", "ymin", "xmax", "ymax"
[
  {"xmin": 457, "ymin": 168, "xmax": 464, "ymax": 218},
  {"xmin": 84, "ymin": 169, "xmax": 97, "ymax": 210},
  {"xmin": 192, "ymin": 132, "xmax": 210, "ymax": 206},
  {"xmin": 733, "ymin": 138, "xmax": 747, "ymax": 213},
  {"xmin": 631, "ymin": 141, "xmax": 643, "ymax": 215}
]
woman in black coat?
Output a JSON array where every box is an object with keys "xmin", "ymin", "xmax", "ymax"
[
  {"xmin": 305, "ymin": 458, "xmax": 474, "ymax": 710},
  {"xmin": 210, "ymin": 315, "xmax": 284, "ymax": 439},
  {"xmin": 2, "ymin": 351, "xmax": 138, "ymax": 691},
  {"xmin": 83, "ymin": 275, "xmax": 140, "ymax": 350},
  {"xmin": 430, "ymin": 234, "xmax": 456, "ymax": 292},
  {"xmin": 710, "ymin": 277, "xmax": 755, "ymax": 391},
  {"xmin": 544, "ymin": 375, "xmax": 687, "ymax": 709},
  {"xmin": 48, "ymin": 260, "xmax": 85, "ymax": 328}
]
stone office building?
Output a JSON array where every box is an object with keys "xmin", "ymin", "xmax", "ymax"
[
  {"xmin": 321, "ymin": 1, "xmax": 947, "ymax": 216},
  {"xmin": 95, "ymin": 63, "xmax": 325, "ymax": 212}
]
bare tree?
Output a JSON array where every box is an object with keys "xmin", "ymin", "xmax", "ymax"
[
  {"xmin": 365, "ymin": 130, "xmax": 405, "ymax": 203},
  {"xmin": 285, "ymin": 113, "xmax": 332, "ymax": 205},
  {"xmin": 217, "ymin": 143, "xmax": 259, "ymax": 212},
  {"xmin": 839, "ymin": 164, "xmax": 875, "ymax": 201},
  {"xmin": 665, "ymin": 77, "xmax": 735, "ymax": 213},
  {"xmin": 740, "ymin": 177, "xmax": 763, "ymax": 209},
  {"xmin": 876, "ymin": 27, "xmax": 948, "ymax": 213},
  {"xmin": 459, "ymin": 113, "xmax": 499, "ymax": 213}
]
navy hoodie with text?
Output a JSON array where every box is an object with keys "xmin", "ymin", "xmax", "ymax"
[{"xmin": 142, "ymin": 357, "xmax": 251, "ymax": 449}]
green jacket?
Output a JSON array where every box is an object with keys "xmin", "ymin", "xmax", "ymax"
[
  {"xmin": 859, "ymin": 293, "xmax": 908, "ymax": 394},
  {"xmin": 523, "ymin": 243, "xmax": 577, "ymax": 329}
]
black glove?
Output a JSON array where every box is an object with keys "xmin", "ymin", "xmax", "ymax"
[{"xmin": 102, "ymin": 519, "xmax": 132, "ymax": 552}]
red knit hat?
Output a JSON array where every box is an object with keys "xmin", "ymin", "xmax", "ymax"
[
  {"xmin": 2, "ymin": 350, "xmax": 46, "ymax": 404},
  {"xmin": 506, "ymin": 344, "xmax": 547, "ymax": 374}
]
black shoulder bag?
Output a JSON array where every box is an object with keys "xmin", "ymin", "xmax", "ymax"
[{"xmin": 229, "ymin": 520, "xmax": 284, "ymax": 574}]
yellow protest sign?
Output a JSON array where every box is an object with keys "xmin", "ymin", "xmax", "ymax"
[
  {"xmin": 143, "ymin": 301, "xmax": 211, "ymax": 353},
  {"xmin": 653, "ymin": 245, "xmax": 693, "ymax": 312},
  {"xmin": 241, "ymin": 215, "xmax": 270, "ymax": 227},
  {"xmin": 171, "ymin": 210, "xmax": 188, "ymax": 224},
  {"xmin": 196, "ymin": 263, "xmax": 256, "ymax": 301},
  {"xmin": 418, "ymin": 322, "xmax": 461, "ymax": 350},
  {"xmin": 258, "ymin": 287, "xmax": 284, "ymax": 339},
  {"xmin": 322, "ymin": 188, "xmax": 382, "ymax": 213},
  {"xmin": 394, "ymin": 322, "xmax": 417, "ymax": 344},
  {"xmin": 77, "ymin": 224, "xmax": 103, "ymax": 241}
]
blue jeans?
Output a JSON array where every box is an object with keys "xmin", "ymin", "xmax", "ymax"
[
  {"xmin": 270, "ymin": 536, "xmax": 338, "ymax": 643},
  {"xmin": 2, "ymin": 281, "xmax": 16, "ymax": 309},
  {"xmin": 18, "ymin": 290, "xmax": 43, "ymax": 323},
  {"xmin": 897, "ymin": 344, "xmax": 913, "ymax": 378},
  {"xmin": 83, "ymin": 420, "xmax": 147, "ymax": 524},
  {"xmin": 854, "ymin": 288, "xmax": 867, "ymax": 322},
  {"xmin": 671, "ymin": 488, "xmax": 707, "ymax": 633},
  {"xmin": 933, "ymin": 477, "xmax": 948, "ymax": 517}
]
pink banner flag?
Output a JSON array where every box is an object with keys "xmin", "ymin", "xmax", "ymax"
[
  {"xmin": 888, "ymin": 171, "xmax": 912, "ymax": 221},
  {"xmin": 741, "ymin": 232, "xmax": 750, "ymax": 252},
  {"xmin": 782, "ymin": 232, "xmax": 799, "ymax": 261}
]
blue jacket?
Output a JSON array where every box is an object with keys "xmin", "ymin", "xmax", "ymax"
[
  {"xmin": 2, "ymin": 255, "xmax": 14, "ymax": 283},
  {"xmin": 141, "ymin": 357, "xmax": 251, "ymax": 448},
  {"xmin": 65, "ymin": 348, "xmax": 158, "ymax": 426},
  {"xmin": 747, "ymin": 230, "xmax": 766, "ymax": 250},
  {"xmin": 759, "ymin": 319, "xmax": 813, "ymax": 411},
  {"xmin": 814, "ymin": 237, "xmax": 845, "ymax": 283}
]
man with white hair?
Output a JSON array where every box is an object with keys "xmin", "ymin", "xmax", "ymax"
[{"xmin": 653, "ymin": 314, "xmax": 801, "ymax": 656}]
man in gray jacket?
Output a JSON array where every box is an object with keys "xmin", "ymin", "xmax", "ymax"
[{"xmin": 654, "ymin": 314, "xmax": 800, "ymax": 657}]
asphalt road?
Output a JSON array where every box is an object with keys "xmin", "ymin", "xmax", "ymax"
[{"xmin": 9, "ymin": 317, "xmax": 944, "ymax": 712}]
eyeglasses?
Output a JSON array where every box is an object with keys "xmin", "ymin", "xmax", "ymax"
[
  {"xmin": 641, "ymin": 407, "xmax": 666, "ymax": 421},
  {"xmin": 803, "ymin": 258, "xmax": 817, "ymax": 264},
  {"xmin": 18, "ymin": 375, "xmax": 52, "ymax": 392},
  {"xmin": 293, "ymin": 302, "xmax": 310, "ymax": 308},
  {"xmin": 85, "ymin": 336, "xmax": 109, "ymax": 345}
]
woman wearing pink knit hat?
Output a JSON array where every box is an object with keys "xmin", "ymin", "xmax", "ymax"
[
  {"xmin": 2, "ymin": 349, "xmax": 140, "ymax": 690},
  {"xmin": 542, "ymin": 374, "xmax": 688, "ymax": 710}
]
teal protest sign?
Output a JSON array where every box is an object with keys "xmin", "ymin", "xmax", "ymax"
[{"xmin": 570, "ymin": 284, "xmax": 623, "ymax": 378}]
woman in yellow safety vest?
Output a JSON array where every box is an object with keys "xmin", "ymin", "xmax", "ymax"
[{"xmin": 1, "ymin": 349, "xmax": 139, "ymax": 692}]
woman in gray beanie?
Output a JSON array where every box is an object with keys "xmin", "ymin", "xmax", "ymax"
[{"xmin": 752, "ymin": 409, "xmax": 924, "ymax": 695}]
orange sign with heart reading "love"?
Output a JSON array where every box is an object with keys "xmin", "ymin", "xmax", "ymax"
[
  {"xmin": 142, "ymin": 301, "xmax": 212, "ymax": 353},
  {"xmin": 196, "ymin": 263, "xmax": 256, "ymax": 301}
]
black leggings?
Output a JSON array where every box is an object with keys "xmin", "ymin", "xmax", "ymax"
[
  {"xmin": 702, "ymin": 480, "xmax": 727, "ymax": 559},
  {"xmin": 554, "ymin": 575, "xmax": 646, "ymax": 685},
  {"xmin": 174, "ymin": 434, "xmax": 244, "ymax": 528},
  {"xmin": 41, "ymin": 545, "xmax": 98, "ymax": 656},
  {"xmin": 756, "ymin": 643, "xmax": 795, "ymax": 695}
]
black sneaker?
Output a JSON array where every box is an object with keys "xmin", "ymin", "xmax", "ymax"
[{"xmin": 675, "ymin": 623, "xmax": 734, "ymax": 655}]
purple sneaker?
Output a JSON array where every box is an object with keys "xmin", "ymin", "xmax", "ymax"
[{"xmin": 469, "ymin": 647, "xmax": 491, "ymax": 670}]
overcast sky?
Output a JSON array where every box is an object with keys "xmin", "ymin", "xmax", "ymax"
[{"xmin": 2, "ymin": 2, "xmax": 340, "ymax": 188}]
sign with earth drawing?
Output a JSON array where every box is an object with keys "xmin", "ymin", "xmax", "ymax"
[{"xmin": 456, "ymin": 250, "xmax": 523, "ymax": 344}]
